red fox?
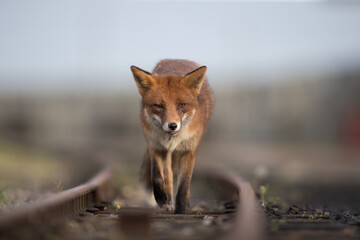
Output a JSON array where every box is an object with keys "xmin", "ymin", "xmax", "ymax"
[{"xmin": 131, "ymin": 59, "xmax": 214, "ymax": 214}]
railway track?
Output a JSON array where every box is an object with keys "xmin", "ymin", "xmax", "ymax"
[
  {"xmin": 1, "ymin": 161, "xmax": 359, "ymax": 240},
  {"xmin": 0, "ymin": 165, "xmax": 265, "ymax": 240}
]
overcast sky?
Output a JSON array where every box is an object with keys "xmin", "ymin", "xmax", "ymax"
[{"xmin": 1, "ymin": 1, "xmax": 360, "ymax": 93}]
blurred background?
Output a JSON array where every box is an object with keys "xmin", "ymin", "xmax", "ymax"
[{"xmin": 1, "ymin": 0, "xmax": 360, "ymax": 213}]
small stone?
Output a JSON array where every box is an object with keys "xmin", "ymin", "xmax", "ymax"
[
  {"xmin": 288, "ymin": 206, "xmax": 299, "ymax": 214},
  {"xmin": 315, "ymin": 208, "xmax": 323, "ymax": 214},
  {"xmin": 203, "ymin": 215, "xmax": 215, "ymax": 226}
]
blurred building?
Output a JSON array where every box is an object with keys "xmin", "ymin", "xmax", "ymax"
[{"xmin": 1, "ymin": 71, "xmax": 359, "ymax": 151}]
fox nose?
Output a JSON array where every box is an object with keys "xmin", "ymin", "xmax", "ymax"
[{"xmin": 168, "ymin": 122, "xmax": 177, "ymax": 131}]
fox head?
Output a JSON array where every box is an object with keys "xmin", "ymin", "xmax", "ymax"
[{"xmin": 131, "ymin": 65, "xmax": 207, "ymax": 136}]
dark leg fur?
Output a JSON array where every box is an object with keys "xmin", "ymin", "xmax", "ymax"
[
  {"xmin": 175, "ymin": 182, "xmax": 189, "ymax": 214},
  {"xmin": 174, "ymin": 151, "xmax": 195, "ymax": 214},
  {"xmin": 151, "ymin": 159, "xmax": 169, "ymax": 207}
]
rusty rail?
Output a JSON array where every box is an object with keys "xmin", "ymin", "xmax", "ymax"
[
  {"xmin": 0, "ymin": 167, "xmax": 112, "ymax": 233},
  {"xmin": 196, "ymin": 165, "xmax": 266, "ymax": 240}
]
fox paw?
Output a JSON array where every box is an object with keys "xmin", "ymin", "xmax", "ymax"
[{"xmin": 161, "ymin": 203, "xmax": 174, "ymax": 212}]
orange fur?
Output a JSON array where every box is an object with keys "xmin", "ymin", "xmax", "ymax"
[{"xmin": 131, "ymin": 59, "xmax": 214, "ymax": 214}]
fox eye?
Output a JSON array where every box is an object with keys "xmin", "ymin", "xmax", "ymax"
[
  {"xmin": 178, "ymin": 103, "xmax": 186, "ymax": 109},
  {"xmin": 153, "ymin": 104, "xmax": 164, "ymax": 110}
]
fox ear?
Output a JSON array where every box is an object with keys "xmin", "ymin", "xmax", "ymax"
[
  {"xmin": 131, "ymin": 65, "xmax": 156, "ymax": 96},
  {"xmin": 184, "ymin": 66, "xmax": 207, "ymax": 96}
]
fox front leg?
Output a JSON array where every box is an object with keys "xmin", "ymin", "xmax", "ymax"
[
  {"xmin": 151, "ymin": 151, "xmax": 173, "ymax": 211},
  {"xmin": 175, "ymin": 151, "xmax": 195, "ymax": 214}
]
